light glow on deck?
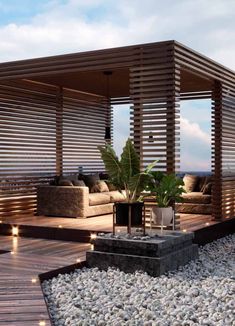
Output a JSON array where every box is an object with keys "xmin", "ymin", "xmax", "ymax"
[{"xmin": 12, "ymin": 226, "xmax": 19, "ymax": 237}]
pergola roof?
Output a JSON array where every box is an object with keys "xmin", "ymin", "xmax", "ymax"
[{"xmin": 0, "ymin": 40, "xmax": 233, "ymax": 96}]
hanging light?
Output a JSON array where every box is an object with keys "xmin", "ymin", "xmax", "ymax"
[
  {"xmin": 104, "ymin": 126, "xmax": 111, "ymax": 141},
  {"xmin": 148, "ymin": 132, "xmax": 154, "ymax": 143},
  {"xmin": 103, "ymin": 71, "xmax": 112, "ymax": 142}
]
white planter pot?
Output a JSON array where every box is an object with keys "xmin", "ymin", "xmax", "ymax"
[{"xmin": 152, "ymin": 206, "xmax": 173, "ymax": 226}]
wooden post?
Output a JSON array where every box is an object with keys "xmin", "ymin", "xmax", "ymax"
[
  {"xmin": 56, "ymin": 86, "xmax": 63, "ymax": 176},
  {"xmin": 211, "ymin": 81, "xmax": 223, "ymax": 220}
]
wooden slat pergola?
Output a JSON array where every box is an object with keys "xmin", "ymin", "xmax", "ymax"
[{"xmin": 0, "ymin": 40, "xmax": 234, "ymax": 224}]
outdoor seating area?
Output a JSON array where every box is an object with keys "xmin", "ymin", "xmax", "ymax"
[
  {"xmin": 0, "ymin": 40, "xmax": 234, "ymax": 325},
  {"xmin": 0, "ymin": 40, "xmax": 234, "ymax": 229}
]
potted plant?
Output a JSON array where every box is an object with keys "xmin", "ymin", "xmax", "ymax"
[
  {"xmin": 98, "ymin": 138, "xmax": 157, "ymax": 229},
  {"xmin": 148, "ymin": 172, "xmax": 185, "ymax": 227}
]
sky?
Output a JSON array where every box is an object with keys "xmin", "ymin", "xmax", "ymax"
[{"xmin": 0, "ymin": 0, "xmax": 234, "ymax": 171}]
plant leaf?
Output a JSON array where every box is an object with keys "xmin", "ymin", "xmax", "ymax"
[
  {"xmin": 144, "ymin": 160, "xmax": 159, "ymax": 173},
  {"xmin": 120, "ymin": 138, "xmax": 140, "ymax": 182},
  {"xmin": 129, "ymin": 173, "xmax": 151, "ymax": 201},
  {"xmin": 98, "ymin": 144, "xmax": 123, "ymax": 187}
]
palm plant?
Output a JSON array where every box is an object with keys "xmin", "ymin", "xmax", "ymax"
[
  {"xmin": 149, "ymin": 173, "xmax": 186, "ymax": 207},
  {"xmin": 98, "ymin": 138, "xmax": 158, "ymax": 203}
]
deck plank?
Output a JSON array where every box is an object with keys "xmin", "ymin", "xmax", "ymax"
[
  {"xmin": 0, "ymin": 212, "xmax": 214, "ymax": 233},
  {"xmin": 0, "ymin": 237, "xmax": 89, "ymax": 326}
]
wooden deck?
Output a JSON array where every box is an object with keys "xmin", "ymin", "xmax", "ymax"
[
  {"xmin": 0, "ymin": 236, "xmax": 90, "ymax": 326},
  {"xmin": 0, "ymin": 214, "xmax": 233, "ymax": 325},
  {"xmin": 0, "ymin": 212, "xmax": 215, "ymax": 234}
]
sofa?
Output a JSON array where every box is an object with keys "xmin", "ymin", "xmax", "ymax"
[
  {"xmin": 37, "ymin": 173, "xmax": 126, "ymax": 218},
  {"xmin": 176, "ymin": 174, "xmax": 212, "ymax": 215}
]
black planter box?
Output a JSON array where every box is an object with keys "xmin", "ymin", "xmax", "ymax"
[{"xmin": 114, "ymin": 202, "xmax": 144, "ymax": 226}]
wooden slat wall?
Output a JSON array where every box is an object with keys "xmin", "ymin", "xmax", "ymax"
[
  {"xmin": 129, "ymin": 43, "xmax": 181, "ymax": 228},
  {"xmin": 0, "ymin": 81, "xmax": 57, "ymax": 217},
  {"xmin": 0, "ymin": 81, "xmax": 112, "ymax": 217},
  {"xmin": 174, "ymin": 42, "xmax": 235, "ymax": 221},
  {"xmin": 129, "ymin": 43, "xmax": 180, "ymax": 173},
  {"xmin": 220, "ymin": 86, "xmax": 235, "ymax": 219},
  {"xmin": 62, "ymin": 89, "xmax": 110, "ymax": 174},
  {"xmin": 212, "ymin": 82, "xmax": 235, "ymax": 220}
]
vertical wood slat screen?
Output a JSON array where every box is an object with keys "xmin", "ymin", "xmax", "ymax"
[
  {"xmin": 212, "ymin": 81, "xmax": 235, "ymax": 220},
  {"xmin": 129, "ymin": 43, "xmax": 181, "ymax": 229},
  {"xmin": 62, "ymin": 90, "xmax": 110, "ymax": 174},
  {"xmin": 174, "ymin": 42, "xmax": 235, "ymax": 221},
  {"xmin": 0, "ymin": 81, "xmax": 57, "ymax": 217},
  {"xmin": 221, "ymin": 86, "xmax": 235, "ymax": 219},
  {"xmin": 130, "ymin": 43, "xmax": 180, "ymax": 173}
]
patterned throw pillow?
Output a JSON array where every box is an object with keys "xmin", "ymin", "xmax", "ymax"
[{"xmin": 91, "ymin": 180, "xmax": 109, "ymax": 193}]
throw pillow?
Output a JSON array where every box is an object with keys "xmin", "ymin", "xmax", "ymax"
[
  {"xmin": 73, "ymin": 180, "xmax": 86, "ymax": 187},
  {"xmin": 58, "ymin": 179, "xmax": 73, "ymax": 186},
  {"xmin": 183, "ymin": 174, "xmax": 199, "ymax": 193},
  {"xmin": 195, "ymin": 176, "xmax": 206, "ymax": 192},
  {"xmin": 201, "ymin": 176, "xmax": 212, "ymax": 192},
  {"xmin": 106, "ymin": 181, "xmax": 117, "ymax": 191},
  {"xmin": 81, "ymin": 174, "xmax": 100, "ymax": 191},
  {"xmin": 91, "ymin": 180, "xmax": 109, "ymax": 193},
  {"xmin": 203, "ymin": 182, "xmax": 212, "ymax": 195},
  {"xmin": 99, "ymin": 172, "xmax": 109, "ymax": 180}
]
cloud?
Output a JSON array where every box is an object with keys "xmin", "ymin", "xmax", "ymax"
[
  {"xmin": 0, "ymin": 0, "xmax": 234, "ymax": 70},
  {"xmin": 0, "ymin": 0, "xmax": 231, "ymax": 172},
  {"xmin": 180, "ymin": 117, "xmax": 210, "ymax": 146},
  {"xmin": 180, "ymin": 117, "xmax": 211, "ymax": 171},
  {"xmin": 113, "ymin": 105, "xmax": 130, "ymax": 157}
]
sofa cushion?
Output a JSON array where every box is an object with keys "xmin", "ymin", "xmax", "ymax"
[
  {"xmin": 91, "ymin": 180, "xmax": 109, "ymax": 193},
  {"xmin": 89, "ymin": 193, "xmax": 110, "ymax": 206},
  {"xmin": 182, "ymin": 192, "xmax": 211, "ymax": 204},
  {"xmin": 108, "ymin": 190, "xmax": 126, "ymax": 203},
  {"xmin": 183, "ymin": 174, "xmax": 199, "ymax": 192},
  {"xmin": 176, "ymin": 203, "xmax": 212, "ymax": 215}
]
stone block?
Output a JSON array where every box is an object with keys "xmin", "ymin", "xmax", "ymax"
[{"xmin": 86, "ymin": 232, "xmax": 198, "ymax": 277}]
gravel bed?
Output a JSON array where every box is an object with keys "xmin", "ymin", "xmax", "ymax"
[{"xmin": 43, "ymin": 235, "xmax": 235, "ymax": 326}]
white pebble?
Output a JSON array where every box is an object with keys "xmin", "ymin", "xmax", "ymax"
[{"xmin": 42, "ymin": 235, "xmax": 235, "ymax": 326}]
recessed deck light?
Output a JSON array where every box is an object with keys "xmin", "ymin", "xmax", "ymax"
[
  {"xmin": 90, "ymin": 233, "xmax": 97, "ymax": 240},
  {"xmin": 12, "ymin": 226, "xmax": 19, "ymax": 237},
  {"xmin": 39, "ymin": 321, "xmax": 46, "ymax": 326}
]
